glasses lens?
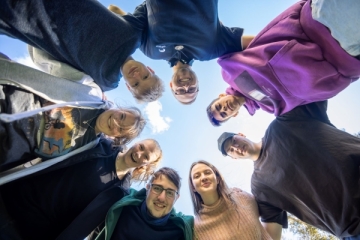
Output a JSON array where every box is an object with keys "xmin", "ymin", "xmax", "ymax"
[
  {"xmin": 152, "ymin": 185, "xmax": 163, "ymax": 194},
  {"xmin": 165, "ymin": 190, "xmax": 176, "ymax": 199},
  {"xmin": 177, "ymin": 89, "xmax": 186, "ymax": 95},
  {"xmin": 188, "ymin": 87, "xmax": 197, "ymax": 93}
]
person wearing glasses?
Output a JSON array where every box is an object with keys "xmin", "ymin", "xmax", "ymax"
[
  {"xmin": 108, "ymin": 2, "xmax": 254, "ymax": 105},
  {"xmin": 189, "ymin": 160, "xmax": 271, "ymax": 240},
  {"xmin": 96, "ymin": 167, "xmax": 193, "ymax": 240},
  {"xmin": 216, "ymin": 101, "xmax": 360, "ymax": 240},
  {"xmin": 206, "ymin": 0, "xmax": 360, "ymax": 126},
  {"xmin": 0, "ymin": 137, "xmax": 163, "ymax": 240}
]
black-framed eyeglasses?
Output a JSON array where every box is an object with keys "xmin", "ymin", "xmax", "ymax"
[
  {"xmin": 174, "ymin": 87, "xmax": 199, "ymax": 95},
  {"xmin": 150, "ymin": 184, "xmax": 178, "ymax": 199}
]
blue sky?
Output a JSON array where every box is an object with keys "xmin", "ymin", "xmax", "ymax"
[{"xmin": 1, "ymin": 0, "xmax": 359, "ymax": 223}]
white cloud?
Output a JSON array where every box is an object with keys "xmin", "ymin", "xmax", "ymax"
[
  {"xmin": 14, "ymin": 55, "xmax": 39, "ymax": 70},
  {"xmin": 144, "ymin": 101, "xmax": 172, "ymax": 134}
]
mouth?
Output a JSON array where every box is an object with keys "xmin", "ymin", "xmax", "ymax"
[
  {"xmin": 128, "ymin": 67, "xmax": 137, "ymax": 76},
  {"xmin": 108, "ymin": 116, "xmax": 112, "ymax": 129},
  {"xmin": 227, "ymin": 101, "xmax": 234, "ymax": 111},
  {"xmin": 131, "ymin": 152, "xmax": 137, "ymax": 163},
  {"xmin": 202, "ymin": 182, "xmax": 211, "ymax": 187},
  {"xmin": 154, "ymin": 202, "xmax": 166, "ymax": 210}
]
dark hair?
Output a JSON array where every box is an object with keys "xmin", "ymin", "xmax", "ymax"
[
  {"xmin": 188, "ymin": 160, "xmax": 231, "ymax": 216},
  {"xmin": 206, "ymin": 97, "xmax": 233, "ymax": 127},
  {"xmin": 149, "ymin": 167, "xmax": 181, "ymax": 191}
]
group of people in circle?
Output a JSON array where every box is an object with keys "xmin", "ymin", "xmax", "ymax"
[{"xmin": 1, "ymin": 0, "xmax": 360, "ymax": 239}]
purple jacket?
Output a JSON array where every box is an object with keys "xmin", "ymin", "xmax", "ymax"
[{"xmin": 219, "ymin": 0, "xmax": 360, "ymax": 116}]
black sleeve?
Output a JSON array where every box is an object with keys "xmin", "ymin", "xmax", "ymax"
[
  {"xmin": 218, "ymin": 25, "xmax": 243, "ymax": 56},
  {"xmin": 124, "ymin": 1, "xmax": 148, "ymax": 31},
  {"xmin": 278, "ymin": 101, "xmax": 334, "ymax": 126},
  {"xmin": 56, "ymin": 184, "xmax": 130, "ymax": 240},
  {"xmin": 257, "ymin": 201, "xmax": 288, "ymax": 228}
]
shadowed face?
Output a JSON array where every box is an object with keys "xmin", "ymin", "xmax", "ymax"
[
  {"xmin": 210, "ymin": 94, "xmax": 242, "ymax": 122},
  {"xmin": 170, "ymin": 67, "xmax": 198, "ymax": 103},
  {"xmin": 95, "ymin": 109, "xmax": 137, "ymax": 137},
  {"xmin": 191, "ymin": 163, "xmax": 218, "ymax": 197},
  {"xmin": 121, "ymin": 139, "xmax": 160, "ymax": 168}
]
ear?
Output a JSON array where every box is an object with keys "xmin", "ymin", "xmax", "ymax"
[
  {"xmin": 218, "ymin": 93, "xmax": 227, "ymax": 98},
  {"xmin": 232, "ymin": 111, "xmax": 239, "ymax": 117},
  {"xmin": 169, "ymin": 82, "xmax": 173, "ymax": 88},
  {"xmin": 237, "ymin": 133, "xmax": 246, "ymax": 138},
  {"xmin": 147, "ymin": 66, "xmax": 155, "ymax": 74},
  {"xmin": 146, "ymin": 183, "xmax": 150, "ymax": 190},
  {"xmin": 174, "ymin": 193, "xmax": 180, "ymax": 202}
]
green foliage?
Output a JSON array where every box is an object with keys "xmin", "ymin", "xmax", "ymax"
[{"xmin": 283, "ymin": 215, "xmax": 338, "ymax": 240}]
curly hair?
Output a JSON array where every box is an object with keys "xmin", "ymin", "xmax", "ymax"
[
  {"xmin": 131, "ymin": 139, "xmax": 163, "ymax": 183},
  {"xmin": 131, "ymin": 74, "xmax": 165, "ymax": 103}
]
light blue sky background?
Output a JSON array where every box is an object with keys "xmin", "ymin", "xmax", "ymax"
[{"xmin": 1, "ymin": 0, "xmax": 359, "ymax": 223}]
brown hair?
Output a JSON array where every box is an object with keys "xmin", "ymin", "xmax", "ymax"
[
  {"xmin": 131, "ymin": 139, "xmax": 163, "ymax": 182},
  {"xmin": 149, "ymin": 167, "xmax": 182, "ymax": 191},
  {"xmin": 188, "ymin": 160, "xmax": 232, "ymax": 216}
]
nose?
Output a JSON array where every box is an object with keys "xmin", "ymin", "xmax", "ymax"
[
  {"xmin": 157, "ymin": 190, "xmax": 166, "ymax": 201},
  {"xmin": 132, "ymin": 70, "xmax": 141, "ymax": 79}
]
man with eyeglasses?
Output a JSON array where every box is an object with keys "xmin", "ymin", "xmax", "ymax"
[
  {"xmin": 216, "ymin": 101, "xmax": 360, "ymax": 240},
  {"xmin": 96, "ymin": 167, "xmax": 193, "ymax": 240},
  {"xmin": 108, "ymin": 2, "xmax": 254, "ymax": 104}
]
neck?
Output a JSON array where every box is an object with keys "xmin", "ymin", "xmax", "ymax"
[
  {"xmin": 115, "ymin": 152, "xmax": 131, "ymax": 179},
  {"xmin": 233, "ymin": 95, "xmax": 246, "ymax": 106},
  {"xmin": 172, "ymin": 61, "xmax": 190, "ymax": 73},
  {"xmin": 251, "ymin": 140, "xmax": 263, "ymax": 161},
  {"xmin": 201, "ymin": 191, "xmax": 220, "ymax": 206}
]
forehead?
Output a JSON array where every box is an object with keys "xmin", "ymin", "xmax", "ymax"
[
  {"xmin": 191, "ymin": 163, "xmax": 213, "ymax": 175},
  {"xmin": 223, "ymin": 137, "xmax": 233, "ymax": 153},
  {"xmin": 152, "ymin": 174, "xmax": 177, "ymax": 191}
]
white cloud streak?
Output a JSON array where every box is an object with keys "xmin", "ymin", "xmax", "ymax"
[
  {"xmin": 144, "ymin": 101, "xmax": 172, "ymax": 134},
  {"xmin": 14, "ymin": 55, "xmax": 39, "ymax": 70}
]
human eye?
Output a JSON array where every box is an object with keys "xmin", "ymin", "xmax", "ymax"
[
  {"xmin": 153, "ymin": 185, "xmax": 162, "ymax": 193},
  {"xmin": 216, "ymin": 104, "xmax": 220, "ymax": 111},
  {"xmin": 166, "ymin": 190, "xmax": 175, "ymax": 198},
  {"xmin": 193, "ymin": 174, "xmax": 199, "ymax": 179},
  {"xmin": 133, "ymin": 82, "xmax": 139, "ymax": 88},
  {"xmin": 143, "ymin": 75, "xmax": 148, "ymax": 80},
  {"xmin": 140, "ymin": 144, "xmax": 144, "ymax": 150}
]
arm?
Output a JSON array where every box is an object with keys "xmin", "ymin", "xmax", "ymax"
[
  {"xmin": 241, "ymin": 35, "xmax": 255, "ymax": 49},
  {"xmin": 262, "ymin": 222, "xmax": 282, "ymax": 240},
  {"xmin": 108, "ymin": 4, "xmax": 127, "ymax": 16}
]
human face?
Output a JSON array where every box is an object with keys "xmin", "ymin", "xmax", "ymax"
[
  {"xmin": 210, "ymin": 94, "xmax": 241, "ymax": 122},
  {"xmin": 146, "ymin": 175, "xmax": 179, "ymax": 218},
  {"xmin": 191, "ymin": 163, "xmax": 218, "ymax": 197},
  {"xmin": 122, "ymin": 139, "xmax": 160, "ymax": 168},
  {"xmin": 95, "ymin": 109, "xmax": 137, "ymax": 137},
  {"xmin": 122, "ymin": 60, "xmax": 157, "ymax": 95},
  {"xmin": 223, "ymin": 134, "xmax": 257, "ymax": 159},
  {"xmin": 170, "ymin": 67, "xmax": 198, "ymax": 103}
]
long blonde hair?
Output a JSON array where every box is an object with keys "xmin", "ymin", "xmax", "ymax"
[{"xmin": 131, "ymin": 139, "xmax": 163, "ymax": 182}]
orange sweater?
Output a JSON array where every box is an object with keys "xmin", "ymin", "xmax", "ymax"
[{"xmin": 194, "ymin": 188, "xmax": 272, "ymax": 240}]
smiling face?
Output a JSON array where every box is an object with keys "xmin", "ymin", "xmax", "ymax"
[
  {"xmin": 122, "ymin": 60, "xmax": 158, "ymax": 96},
  {"xmin": 223, "ymin": 134, "xmax": 257, "ymax": 159},
  {"xmin": 170, "ymin": 67, "xmax": 198, "ymax": 103},
  {"xmin": 95, "ymin": 109, "xmax": 137, "ymax": 137},
  {"xmin": 210, "ymin": 94, "xmax": 242, "ymax": 122},
  {"xmin": 122, "ymin": 139, "xmax": 161, "ymax": 168},
  {"xmin": 191, "ymin": 163, "xmax": 218, "ymax": 197},
  {"xmin": 146, "ymin": 174, "xmax": 179, "ymax": 218}
]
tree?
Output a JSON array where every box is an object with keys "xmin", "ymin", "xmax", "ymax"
[{"xmin": 283, "ymin": 214, "xmax": 338, "ymax": 240}]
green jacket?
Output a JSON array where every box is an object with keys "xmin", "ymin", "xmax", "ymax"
[{"xmin": 96, "ymin": 188, "xmax": 194, "ymax": 240}]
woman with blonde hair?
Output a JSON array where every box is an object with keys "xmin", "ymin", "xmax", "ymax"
[
  {"xmin": 0, "ymin": 137, "xmax": 162, "ymax": 240},
  {"xmin": 189, "ymin": 160, "xmax": 272, "ymax": 240}
]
